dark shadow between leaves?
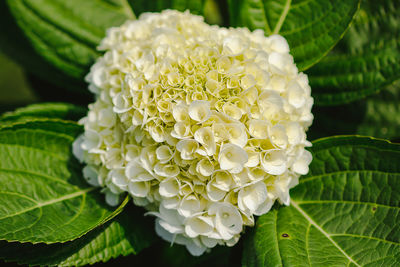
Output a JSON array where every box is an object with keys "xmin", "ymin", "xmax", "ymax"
[{"xmin": 308, "ymin": 100, "xmax": 367, "ymax": 141}]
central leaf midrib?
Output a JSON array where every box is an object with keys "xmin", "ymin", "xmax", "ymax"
[
  {"xmin": 0, "ymin": 187, "xmax": 96, "ymax": 220},
  {"xmin": 291, "ymin": 201, "xmax": 361, "ymax": 267},
  {"xmin": 272, "ymin": 0, "xmax": 291, "ymax": 34}
]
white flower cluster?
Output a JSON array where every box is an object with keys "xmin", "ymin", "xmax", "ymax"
[{"xmin": 73, "ymin": 10, "xmax": 313, "ymax": 256}]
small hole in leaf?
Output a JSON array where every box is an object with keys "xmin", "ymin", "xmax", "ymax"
[
  {"xmin": 372, "ymin": 206, "xmax": 377, "ymax": 212},
  {"xmin": 281, "ymin": 233, "xmax": 289, "ymax": 238}
]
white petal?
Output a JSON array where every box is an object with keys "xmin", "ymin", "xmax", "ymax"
[
  {"xmin": 219, "ymin": 143, "xmax": 248, "ymax": 174},
  {"xmin": 159, "ymin": 177, "xmax": 180, "ymax": 197},
  {"xmin": 156, "ymin": 145, "xmax": 174, "ymax": 163},
  {"xmin": 261, "ymin": 150, "xmax": 287, "ymax": 175},
  {"xmin": 206, "ymin": 181, "xmax": 227, "ymax": 202},
  {"xmin": 178, "ymin": 194, "xmax": 201, "ymax": 217},
  {"xmin": 155, "ymin": 218, "xmax": 174, "ymax": 243},
  {"xmin": 268, "ymin": 34, "xmax": 290, "ymax": 53},
  {"xmin": 185, "ymin": 239, "xmax": 207, "ymax": 256},
  {"xmin": 223, "ymin": 36, "xmax": 246, "ymax": 54},
  {"xmin": 176, "ymin": 139, "xmax": 199, "ymax": 160},
  {"xmin": 162, "ymin": 196, "xmax": 181, "ymax": 209},
  {"xmin": 112, "ymin": 93, "xmax": 131, "ymax": 113},
  {"xmin": 72, "ymin": 134, "xmax": 85, "ymax": 162},
  {"xmin": 244, "ymin": 147, "xmax": 260, "ymax": 167},
  {"xmin": 128, "ymin": 181, "xmax": 150, "ymax": 197},
  {"xmin": 248, "ymin": 119, "xmax": 269, "ymax": 139},
  {"xmin": 210, "ymin": 202, "xmax": 243, "ymax": 240},
  {"xmin": 238, "ymin": 182, "xmax": 267, "ymax": 212},
  {"xmin": 194, "ymin": 127, "xmax": 216, "ymax": 156},
  {"xmin": 109, "ymin": 169, "xmax": 128, "ymax": 190},
  {"xmin": 226, "ymin": 123, "xmax": 247, "ymax": 148},
  {"xmin": 172, "ymin": 103, "xmax": 189, "ymax": 122},
  {"xmin": 81, "ymin": 129, "xmax": 101, "ymax": 152},
  {"xmin": 105, "ymin": 190, "xmax": 120, "ymax": 206},
  {"xmin": 188, "ymin": 100, "xmax": 211, "ymax": 122},
  {"xmin": 253, "ymin": 197, "xmax": 274, "ymax": 216},
  {"xmin": 292, "ymin": 149, "xmax": 312, "ymax": 175},
  {"xmin": 196, "ymin": 158, "xmax": 214, "ymax": 177},
  {"xmin": 185, "ymin": 215, "xmax": 214, "ymax": 238},
  {"xmin": 287, "ymin": 81, "xmax": 306, "ymax": 108},
  {"xmin": 269, "ymin": 124, "xmax": 288, "ymax": 149},
  {"xmin": 83, "ymin": 165, "xmax": 100, "ymax": 187},
  {"xmin": 200, "ymin": 236, "xmax": 218, "ymax": 248}
]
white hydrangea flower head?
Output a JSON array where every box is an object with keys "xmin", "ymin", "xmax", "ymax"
[{"xmin": 73, "ymin": 9, "xmax": 313, "ymax": 256}]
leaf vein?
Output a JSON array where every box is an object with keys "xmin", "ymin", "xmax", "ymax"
[
  {"xmin": 272, "ymin": 0, "xmax": 291, "ymax": 34},
  {"xmin": 291, "ymin": 201, "xmax": 361, "ymax": 267},
  {"xmin": 330, "ymin": 233, "xmax": 400, "ymax": 246},
  {"xmin": 0, "ymin": 187, "xmax": 96, "ymax": 221}
]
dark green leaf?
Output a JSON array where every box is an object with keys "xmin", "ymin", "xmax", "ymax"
[
  {"xmin": 0, "ymin": 205, "xmax": 156, "ymax": 266},
  {"xmin": 307, "ymin": 0, "xmax": 400, "ymax": 105},
  {"xmin": 227, "ymin": 0, "xmax": 360, "ymax": 71},
  {"xmin": 6, "ymin": 0, "xmax": 134, "ymax": 81},
  {"xmin": 243, "ymin": 136, "xmax": 400, "ymax": 267},
  {"xmin": 0, "ymin": 120, "xmax": 128, "ymax": 243},
  {"xmin": 0, "ymin": 1, "xmax": 88, "ymax": 95},
  {"xmin": 309, "ymin": 81, "xmax": 400, "ymax": 141}
]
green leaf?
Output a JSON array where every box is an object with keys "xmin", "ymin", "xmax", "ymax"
[
  {"xmin": 0, "ymin": 120, "xmax": 128, "ymax": 244},
  {"xmin": 243, "ymin": 136, "xmax": 400, "ymax": 267},
  {"xmin": 128, "ymin": 0, "xmax": 206, "ymax": 16},
  {"xmin": 0, "ymin": 205, "xmax": 156, "ymax": 266},
  {"xmin": 227, "ymin": 0, "xmax": 360, "ymax": 71},
  {"xmin": 309, "ymin": 81, "xmax": 400, "ymax": 141},
  {"xmin": 0, "ymin": 1, "xmax": 88, "ymax": 94},
  {"xmin": 0, "ymin": 102, "xmax": 87, "ymax": 127},
  {"xmin": 307, "ymin": 0, "xmax": 400, "ymax": 106},
  {"xmin": 5, "ymin": 0, "xmax": 134, "ymax": 81}
]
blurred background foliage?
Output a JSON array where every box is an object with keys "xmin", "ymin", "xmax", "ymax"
[{"xmin": 0, "ymin": 52, "xmax": 36, "ymax": 112}]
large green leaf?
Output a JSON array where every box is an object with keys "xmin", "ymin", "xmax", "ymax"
[
  {"xmin": 309, "ymin": 81, "xmax": 400, "ymax": 141},
  {"xmin": 227, "ymin": 0, "xmax": 360, "ymax": 71},
  {"xmin": 0, "ymin": 120, "xmax": 128, "ymax": 244},
  {"xmin": 0, "ymin": 1, "xmax": 88, "ymax": 95},
  {"xmin": 307, "ymin": 0, "xmax": 400, "ymax": 106},
  {"xmin": 0, "ymin": 205, "xmax": 156, "ymax": 266},
  {"xmin": 243, "ymin": 136, "xmax": 400, "ymax": 266},
  {"xmin": 5, "ymin": 0, "xmax": 134, "ymax": 81}
]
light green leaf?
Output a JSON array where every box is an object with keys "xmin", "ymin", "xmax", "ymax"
[
  {"xmin": 227, "ymin": 0, "xmax": 360, "ymax": 71},
  {"xmin": 243, "ymin": 136, "xmax": 400, "ymax": 267},
  {"xmin": 0, "ymin": 102, "xmax": 87, "ymax": 127},
  {"xmin": 307, "ymin": 0, "xmax": 400, "ymax": 106},
  {"xmin": 0, "ymin": 120, "xmax": 128, "ymax": 244},
  {"xmin": 0, "ymin": 205, "xmax": 156, "ymax": 266},
  {"xmin": 309, "ymin": 81, "xmax": 400, "ymax": 141}
]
